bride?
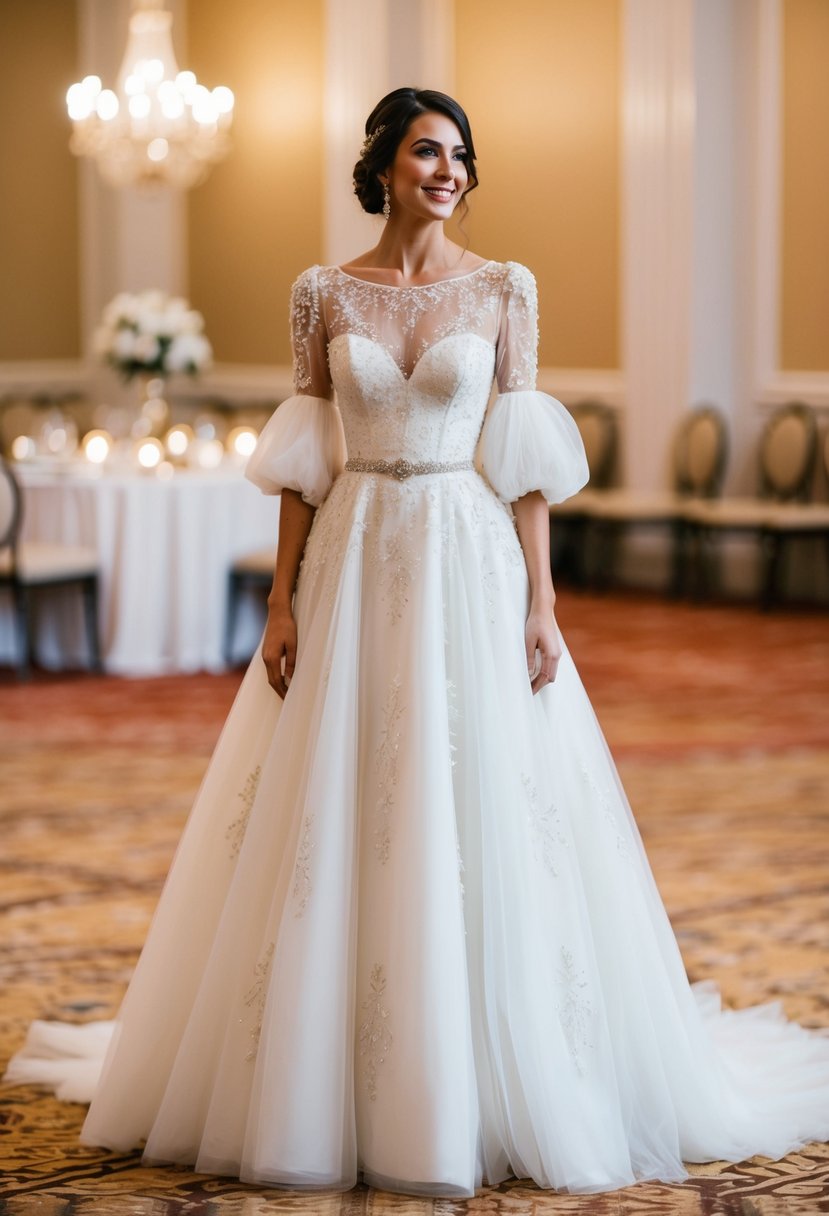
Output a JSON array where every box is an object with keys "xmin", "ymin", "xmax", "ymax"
[{"xmin": 6, "ymin": 86, "xmax": 829, "ymax": 1199}]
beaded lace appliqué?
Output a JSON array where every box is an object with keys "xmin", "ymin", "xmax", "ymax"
[
  {"xmin": 292, "ymin": 261, "xmax": 536, "ymax": 392},
  {"xmin": 580, "ymin": 761, "xmax": 633, "ymax": 863},
  {"xmin": 556, "ymin": 947, "xmax": 593, "ymax": 1074},
  {"xmin": 359, "ymin": 963, "xmax": 392, "ymax": 1101},
  {"xmin": 292, "ymin": 814, "xmax": 315, "ymax": 916},
  {"xmin": 321, "ymin": 264, "xmax": 505, "ymax": 381},
  {"xmin": 374, "ymin": 675, "xmax": 403, "ymax": 862},
  {"xmin": 242, "ymin": 940, "xmax": 275, "ymax": 1061},
  {"xmin": 522, "ymin": 772, "xmax": 568, "ymax": 876},
  {"xmin": 290, "ymin": 268, "xmax": 322, "ymax": 392},
  {"xmin": 226, "ymin": 766, "xmax": 261, "ymax": 860}
]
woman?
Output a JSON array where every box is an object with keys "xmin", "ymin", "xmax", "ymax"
[{"xmin": 7, "ymin": 87, "xmax": 829, "ymax": 1199}]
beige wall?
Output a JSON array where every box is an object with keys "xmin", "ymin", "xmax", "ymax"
[
  {"xmin": 185, "ymin": 0, "xmax": 325, "ymax": 367},
  {"xmin": 452, "ymin": 0, "xmax": 620, "ymax": 370},
  {"xmin": 0, "ymin": 0, "xmax": 80, "ymax": 360},
  {"xmin": 780, "ymin": 0, "xmax": 829, "ymax": 372}
]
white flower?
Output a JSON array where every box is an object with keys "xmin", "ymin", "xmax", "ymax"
[
  {"xmin": 133, "ymin": 333, "xmax": 161, "ymax": 363},
  {"xmin": 113, "ymin": 329, "xmax": 137, "ymax": 360},
  {"xmin": 103, "ymin": 293, "xmax": 139, "ymax": 327},
  {"xmin": 97, "ymin": 290, "xmax": 211, "ymax": 377},
  {"xmin": 164, "ymin": 332, "xmax": 212, "ymax": 373}
]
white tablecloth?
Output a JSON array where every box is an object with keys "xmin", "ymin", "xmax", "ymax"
[{"xmin": 2, "ymin": 462, "xmax": 280, "ymax": 675}]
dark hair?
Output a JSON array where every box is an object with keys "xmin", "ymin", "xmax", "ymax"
[{"xmin": 353, "ymin": 87, "xmax": 479, "ymax": 220}]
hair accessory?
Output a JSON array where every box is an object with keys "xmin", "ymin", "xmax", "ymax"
[
  {"xmin": 361, "ymin": 124, "xmax": 386, "ymax": 157},
  {"xmin": 382, "ymin": 183, "xmax": 390, "ymax": 220}
]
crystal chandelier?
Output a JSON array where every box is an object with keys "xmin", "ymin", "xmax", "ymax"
[{"xmin": 66, "ymin": 0, "xmax": 234, "ymax": 190}]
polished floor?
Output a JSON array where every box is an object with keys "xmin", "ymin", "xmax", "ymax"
[{"xmin": 1, "ymin": 590, "xmax": 828, "ymax": 1215}]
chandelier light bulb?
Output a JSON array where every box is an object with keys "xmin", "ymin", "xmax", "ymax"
[
  {"xmin": 96, "ymin": 90, "xmax": 120, "ymax": 121},
  {"xmin": 128, "ymin": 93, "xmax": 151, "ymax": 119},
  {"xmin": 66, "ymin": 0, "xmax": 234, "ymax": 190}
]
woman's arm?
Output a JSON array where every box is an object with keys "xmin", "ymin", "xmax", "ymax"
[
  {"xmin": 262, "ymin": 488, "xmax": 316, "ymax": 698},
  {"xmin": 512, "ymin": 490, "xmax": 562, "ymax": 693}
]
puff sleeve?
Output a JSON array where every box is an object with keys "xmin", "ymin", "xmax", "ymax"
[
  {"xmin": 480, "ymin": 262, "xmax": 588, "ymax": 505},
  {"xmin": 244, "ymin": 265, "xmax": 347, "ymax": 507}
]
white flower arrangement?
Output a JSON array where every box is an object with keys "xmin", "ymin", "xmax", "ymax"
[{"xmin": 93, "ymin": 290, "xmax": 213, "ymax": 380}]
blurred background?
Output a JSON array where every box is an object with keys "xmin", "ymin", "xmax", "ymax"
[{"xmin": 0, "ymin": 0, "xmax": 827, "ymax": 680}]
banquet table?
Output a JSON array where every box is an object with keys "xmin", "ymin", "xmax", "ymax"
[{"xmin": 2, "ymin": 460, "xmax": 280, "ymax": 676}]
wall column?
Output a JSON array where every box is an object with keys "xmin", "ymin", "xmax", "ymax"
[
  {"xmin": 621, "ymin": 0, "xmax": 695, "ymax": 493},
  {"xmin": 323, "ymin": 0, "xmax": 454, "ymax": 267}
]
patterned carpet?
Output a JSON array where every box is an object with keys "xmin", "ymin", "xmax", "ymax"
[{"xmin": 1, "ymin": 591, "xmax": 828, "ymax": 1215}]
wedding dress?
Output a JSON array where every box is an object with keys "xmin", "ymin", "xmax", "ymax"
[{"xmin": 6, "ymin": 261, "xmax": 829, "ymax": 1198}]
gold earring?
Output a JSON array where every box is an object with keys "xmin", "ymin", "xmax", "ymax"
[{"xmin": 382, "ymin": 183, "xmax": 390, "ymax": 220}]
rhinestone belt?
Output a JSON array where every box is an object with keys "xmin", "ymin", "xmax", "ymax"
[{"xmin": 344, "ymin": 457, "xmax": 474, "ymax": 481}]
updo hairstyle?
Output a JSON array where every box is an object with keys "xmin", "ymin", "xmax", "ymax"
[{"xmin": 353, "ymin": 87, "xmax": 479, "ymax": 218}]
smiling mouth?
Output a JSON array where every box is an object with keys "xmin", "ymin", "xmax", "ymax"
[{"xmin": 422, "ymin": 187, "xmax": 454, "ymax": 201}]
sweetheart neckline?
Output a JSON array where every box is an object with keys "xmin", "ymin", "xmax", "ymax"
[{"xmin": 329, "ymin": 331, "xmax": 494, "ymax": 385}]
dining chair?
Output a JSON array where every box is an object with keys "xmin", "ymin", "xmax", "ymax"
[
  {"xmin": 683, "ymin": 402, "xmax": 829, "ymax": 606},
  {"xmin": 0, "ymin": 459, "xmax": 101, "ymax": 677},
  {"xmin": 549, "ymin": 400, "xmax": 618, "ymax": 585},
  {"xmin": 568, "ymin": 405, "xmax": 728, "ymax": 593},
  {"xmin": 224, "ymin": 545, "xmax": 276, "ymax": 665}
]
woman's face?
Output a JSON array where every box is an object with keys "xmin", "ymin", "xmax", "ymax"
[{"xmin": 384, "ymin": 111, "xmax": 470, "ymax": 221}]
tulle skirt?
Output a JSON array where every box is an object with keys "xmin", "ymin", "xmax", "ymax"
[{"xmin": 7, "ymin": 468, "xmax": 829, "ymax": 1197}]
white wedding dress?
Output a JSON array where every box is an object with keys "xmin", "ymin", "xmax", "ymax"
[{"xmin": 6, "ymin": 261, "xmax": 829, "ymax": 1198}]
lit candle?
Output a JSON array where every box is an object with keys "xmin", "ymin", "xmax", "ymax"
[
  {"xmin": 82, "ymin": 429, "xmax": 113, "ymax": 464},
  {"xmin": 226, "ymin": 425, "xmax": 258, "ymax": 459},
  {"xmin": 136, "ymin": 437, "xmax": 164, "ymax": 469}
]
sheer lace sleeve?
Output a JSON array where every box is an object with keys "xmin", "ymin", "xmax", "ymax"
[
  {"xmin": 245, "ymin": 266, "xmax": 346, "ymax": 506},
  {"xmin": 290, "ymin": 265, "xmax": 333, "ymax": 398},
  {"xmin": 494, "ymin": 262, "xmax": 538, "ymax": 393},
  {"xmin": 481, "ymin": 262, "xmax": 588, "ymax": 505}
]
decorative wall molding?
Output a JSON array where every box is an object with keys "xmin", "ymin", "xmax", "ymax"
[
  {"xmin": 0, "ymin": 361, "xmax": 91, "ymax": 399},
  {"xmin": 537, "ymin": 369, "xmax": 626, "ymax": 409},
  {"xmin": 758, "ymin": 375, "xmax": 829, "ymax": 411},
  {"xmin": 172, "ymin": 364, "xmax": 293, "ymax": 407},
  {"xmin": 752, "ymin": 0, "xmax": 829, "ymax": 411},
  {"xmin": 173, "ymin": 364, "xmax": 626, "ymax": 413},
  {"xmin": 754, "ymin": 0, "xmax": 782, "ymax": 399}
]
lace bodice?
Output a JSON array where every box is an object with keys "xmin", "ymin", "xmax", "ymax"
[
  {"xmin": 245, "ymin": 260, "xmax": 588, "ymax": 508},
  {"xmin": 291, "ymin": 262, "xmax": 537, "ymax": 466}
]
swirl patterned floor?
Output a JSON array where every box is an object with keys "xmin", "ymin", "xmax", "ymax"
[{"xmin": 1, "ymin": 591, "xmax": 828, "ymax": 1215}]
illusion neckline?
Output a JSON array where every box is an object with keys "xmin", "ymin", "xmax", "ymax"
[{"xmin": 331, "ymin": 261, "xmax": 494, "ymax": 291}]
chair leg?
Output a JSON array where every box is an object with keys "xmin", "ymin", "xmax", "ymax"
[
  {"xmin": 81, "ymin": 577, "xmax": 103, "ymax": 671},
  {"xmin": 695, "ymin": 528, "xmax": 719, "ymax": 600},
  {"xmin": 594, "ymin": 522, "xmax": 618, "ymax": 591},
  {"xmin": 760, "ymin": 531, "xmax": 783, "ymax": 610},
  {"xmin": 11, "ymin": 582, "xmax": 33, "ymax": 680},
  {"xmin": 570, "ymin": 517, "xmax": 589, "ymax": 589},
  {"xmin": 669, "ymin": 520, "xmax": 688, "ymax": 598}
]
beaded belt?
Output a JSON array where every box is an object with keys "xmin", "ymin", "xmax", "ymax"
[{"xmin": 344, "ymin": 457, "xmax": 474, "ymax": 481}]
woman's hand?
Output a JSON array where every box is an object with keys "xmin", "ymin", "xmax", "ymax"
[
  {"xmin": 261, "ymin": 487, "xmax": 317, "ymax": 699},
  {"xmin": 511, "ymin": 489, "xmax": 561, "ymax": 693},
  {"xmin": 262, "ymin": 602, "xmax": 297, "ymax": 699},
  {"xmin": 525, "ymin": 601, "xmax": 562, "ymax": 694}
]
